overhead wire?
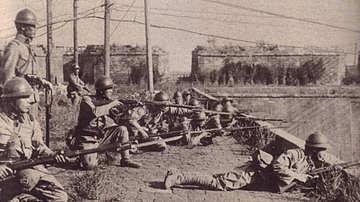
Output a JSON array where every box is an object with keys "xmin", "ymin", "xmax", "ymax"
[
  {"xmin": 89, "ymin": 15, "xmax": 360, "ymax": 55},
  {"xmin": 111, "ymin": 7, "xmax": 357, "ymax": 33},
  {"xmin": 109, "ymin": 0, "xmax": 137, "ymax": 38},
  {"xmin": 200, "ymin": 0, "xmax": 360, "ymax": 33}
]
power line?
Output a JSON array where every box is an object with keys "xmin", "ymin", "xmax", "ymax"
[
  {"xmin": 200, "ymin": 0, "xmax": 360, "ymax": 33},
  {"xmin": 111, "ymin": 8, "xmax": 356, "ymax": 33},
  {"xmin": 117, "ymin": 4, "xmax": 359, "ymax": 24},
  {"xmin": 90, "ymin": 15, "xmax": 360, "ymax": 55},
  {"xmin": 110, "ymin": 0, "xmax": 137, "ymax": 38}
]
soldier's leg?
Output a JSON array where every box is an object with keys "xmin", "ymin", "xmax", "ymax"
[
  {"xmin": 77, "ymin": 142, "xmax": 99, "ymax": 170},
  {"xmin": 164, "ymin": 168, "xmax": 225, "ymax": 190},
  {"xmin": 165, "ymin": 163, "xmax": 258, "ymax": 191},
  {"xmin": 31, "ymin": 172, "xmax": 68, "ymax": 202},
  {"xmin": 99, "ymin": 126, "xmax": 141, "ymax": 168}
]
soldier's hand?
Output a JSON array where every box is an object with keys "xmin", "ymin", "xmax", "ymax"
[
  {"xmin": 41, "ymin": 79, "xmax": 53, "ymax": 90},
  {"xmin": 54, "ymin": 150, "xmax": 69, "ymax": 164},
  {"xmin": 0, "ymin": 164, "xmax": 13, "ymax": 179},
  {"xmin": 140, "ymin": 131, "xmax": 149, "ymax": 139},
  {"xmin": 297, "ymin": 173, "xmax": 317, "ymax": 183},
  {"xmin": 110, "ymin": 99, "xmax": 123, "ymax": 107}
]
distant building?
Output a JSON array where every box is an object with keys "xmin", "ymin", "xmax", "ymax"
[{"xmin": 191, "ymin": 45, "xmax": 346, "ymax": 85}]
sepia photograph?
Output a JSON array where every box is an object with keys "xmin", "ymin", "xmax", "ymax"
[{"xmin": 0, "ymin": 0, "xmax": 360, "ymax": 201}]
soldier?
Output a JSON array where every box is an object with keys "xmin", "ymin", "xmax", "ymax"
[
  {"xmin": 0, "ymin": 77, "xmax": 68, "ymax": 202},
  {"xmin": 164, "ymin": 132, "xmax": 331, "ymax": 192},
  {"xmin": 182, "ymin": 91, "xmax": 192, "ymax": 105},
  {"xmin": 172, "ymin": 91, "xmax": 183, "ymax": 105},
  {"xmin": 0, "ymin": 9, "xmax": 53, "ymax": 118},
  {"xmin": 73, "ymin": 76, "xmax": 141, "ymax": 170},
  {"xmin": 67, "ymin": 64, "xmax": 89, "ymax": 105}
]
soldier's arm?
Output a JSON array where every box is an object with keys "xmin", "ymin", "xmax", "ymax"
[
  {"xmin": 127, "ymin": 107, "xmax": 149, "ymax": 139},
  {"xmin": 69, "ymin": 73, "xmax": 85, "ymax": 91},
  {"xmin": 272, "ymin": 149, "xmax": 311, "ymax": 184},
  {"xmin": 1, "ymin": 42, "xmax": 19, "ymax": 85},
  {"xmin": 82, "ymin": 96, "xmax": 121, "ymax": 118}
]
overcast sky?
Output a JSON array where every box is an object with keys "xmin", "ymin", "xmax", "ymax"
[{"xmin": 1, "ymin": 0, "xmax": 360, "ymax": 72}]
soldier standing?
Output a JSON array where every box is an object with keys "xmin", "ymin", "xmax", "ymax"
[
  {"xmin": 0, "ymin": 77, "xmax": 68, "ymax": 202},
  {"xmin": 72, "ymin": 76, "xmax": 140, "ymax": 170},
  {"xmin": 67, "ymin": 64, "xmax": 89, "ymax": 105},
  {"xmin": 0, "ymin": 9, "xmax": 53, "ymax": 118}
]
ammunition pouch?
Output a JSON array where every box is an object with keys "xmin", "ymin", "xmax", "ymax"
[{"xmin": 252, "ymin": 150, "xmax": 273, "ymax": 169}]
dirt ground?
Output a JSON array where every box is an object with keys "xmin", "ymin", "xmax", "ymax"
[{"xmin": 50, "ymin": 135, "xmax": 309, "ymax": 202}]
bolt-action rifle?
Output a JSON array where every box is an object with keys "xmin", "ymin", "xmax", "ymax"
[
  {"xmin": 0, "ymin": 135, "xmax": 183, "ymax": 181},
  {"xmin": 130, "ymin": 125, "xmax": 278, "ymax": 141},
  {"xmin": 279, "ymin": 160, "xmax": 360, "ymax": 193}
]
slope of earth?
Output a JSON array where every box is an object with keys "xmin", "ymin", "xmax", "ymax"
[{"xmin": 53, "ymin": 136, "xmax": 309, "ymax": 202}]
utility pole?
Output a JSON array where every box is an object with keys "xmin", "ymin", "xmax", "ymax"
[
  {"xmin": 46, "ymin": 0, "xmax": 53, "ymax": 147},
  {"xmin": 104, "ymin": 0, "xmax": 111, "ymax": 77},
  {"xmin": 74, "ymin": 0, "xmax": 78, "ymax": 66},
  {"xmin": 144, "ymin": 0, "xmax": 154, "ymax": 92},
  {"xmin": 354, "ymin": 43, "xmax": 357, "ymax": 66}
]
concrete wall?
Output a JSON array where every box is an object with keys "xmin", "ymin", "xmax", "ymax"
[
  {"xmin": 191, "ymin": 48, "xmax": 346, "ymax": 85},
  {"xmin": 207, "ymin": 86, "xmax": 360, "ymax": 161}
]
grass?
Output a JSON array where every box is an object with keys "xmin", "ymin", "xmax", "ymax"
[{"xmin": 36, "ymin": 81, "xmax": 360, "ymax": 201}]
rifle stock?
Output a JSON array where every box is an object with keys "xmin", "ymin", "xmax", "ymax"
[{"xmin": 278, "ymin": 160, "xmax": 360, "ymax": 193}]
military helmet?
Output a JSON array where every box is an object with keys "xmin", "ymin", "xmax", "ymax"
[
  {"xmin": 72, "ymin": 64, "xmax": 81, "ymax": 70},
  {"xmin": 183, "ymin": 90, "xmax": 191, "ymax": 96},
  {"xmin": 189, "ymin": 99, "xmax": 201, "ymax": 107},
  {"xmin": 95, "ymin": 76, "xmax": 115, "ymax": 90},
  {"xmin": 173, "ymin": 91, "xmax": 182, "ymax": 99},
  {"xmin": 221, "ymin": 97, "xmax": 233, "ymax": 104},
  {"xmin": 1, "ymin": 77, "xmax": 33, "ymax": 98},
  {"xmin": 305, "ymin": 132, "xmax": 328, "ymax": 149},
  {"xmin": 15, "ymin": 9, "xmax": 38, "ymax": 26},
  {"xmin": 154, "ymin": 91, "xmax": 170, "ymax": 102},
  {"xmin": 213, "ymin": 104, "xmax": 223, "ymax": 112}
]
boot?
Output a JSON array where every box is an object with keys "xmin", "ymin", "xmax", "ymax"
[
  {"xmin": 120, "ymin": 158, "xmax": 141, "ymax": 168},
  {"xmin": 164, "ymin": 168, "xmax": 221, "ymax": 190}
]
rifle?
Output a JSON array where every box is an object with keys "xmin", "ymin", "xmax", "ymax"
[
  {"xmin": 129, "ymin": 125, "xmax": 275, "ymax": 141},
  {"xmin": 202, "ymin": 110, "xmax": 287, "ymax": 122},
  {"xmin": 279, "ymin": 160, "xmax": 360, "ymax": 193},
  {"xmin": 119, "ymin": 99, "xmax": 200, "ymax": 110},
  {"xmin": 0, "ymin": 135, "xmax": 183, "ymax": 181}
]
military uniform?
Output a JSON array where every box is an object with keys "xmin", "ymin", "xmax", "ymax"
[
  {"xmin": 0, "ymin": 110, "xmax": 68, "ymax": 202},
  {"xmin": 67, "ymin": 72, "xmax": 88, "ymax": 105},
  {"xmin": 164, "ymin": 132, "xmax": 330, "ymax": 193},
  {"xmin": 71, "ymin": 94, "xmax": 139, "ymax": 169},
  {"xmin": 0, "ymin": 34, "xmax": 40, "ymax": 117}
]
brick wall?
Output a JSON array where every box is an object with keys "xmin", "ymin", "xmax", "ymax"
[{"xmin": 191, "ymin": 46, "xmax": 346, "ymax": 85}]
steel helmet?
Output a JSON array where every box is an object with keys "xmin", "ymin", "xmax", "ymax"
[
  {"xmin": 72, "ymin": 64, "xmax": 81, "ymax": 70},
  {"xmin": 189, "ymin": 99, "xmax": 201, "ymax": 107},
  {"xmin": 213, "ymin": 104, "xmax": 223, "ymax": 112},
  {"xmin": 1, "ymin": 77, "xmax": 33, "ymax": 98},
  {"xmin": 182, "ymin": 90, "xmax": 191, "ymax": 98},
  {"xmin": 305, "ymin": 132, "xmax": 328, "ymax": 149},
  {"xmin": 221, "ymin": 97, "xmax": 233, "ymax": 104},
  {"xmin": 15, "ymin": 9, "xmax": 38, "ymax": 26},
  {"xmin": 173, "ymin": 91, "xmax": 182, "ymax": 99},
  {"xmin": 154, "ymin": 91, "xmax": 170, "ymax": 102},
  {"xmin": 191, "ymin": 111, "xmax": 207, "ymax": 120},
  {"xmin": 95, "ymin": 76, "xmax": 115, "ymax": 90}
]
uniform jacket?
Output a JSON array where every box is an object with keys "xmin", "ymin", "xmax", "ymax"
[
  {"xmin": 0, "ymin": 34, "xmax": 37, "ymax": 86},
  {"xmin": 0, "ymin": 110, "xmax": 53, "ymax": 160},
  {"xmin": 272, "ymin": 148, "xmax": 316, "ymax": 185},
  {"xmin": 77, "ymin": 95, "xmax": 117, "ymax": 133}
]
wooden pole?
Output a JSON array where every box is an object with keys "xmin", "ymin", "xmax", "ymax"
[
  {"xmin": 104, "ymin": 0, "xmax": 111, "ymax": 77},
  {"xmin": 73, "ymin": 0, "xmax": 78, "ymax": 66},
  {"xmin": 144, "ymin": 0, "xmax": 154, "ymax": 92},
  {"xmin": 46, "ymin": 0, "xmax": 53, "ymax": 147}
]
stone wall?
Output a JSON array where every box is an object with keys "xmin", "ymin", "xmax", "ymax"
[{"xmin": 191, "ymin": 46, "xmax": 346, "ymax": 85}]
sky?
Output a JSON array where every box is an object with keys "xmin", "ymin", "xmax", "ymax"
[{"xmin": 1, "ymin": 0, "xmax": 360, "ymax": 72}]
